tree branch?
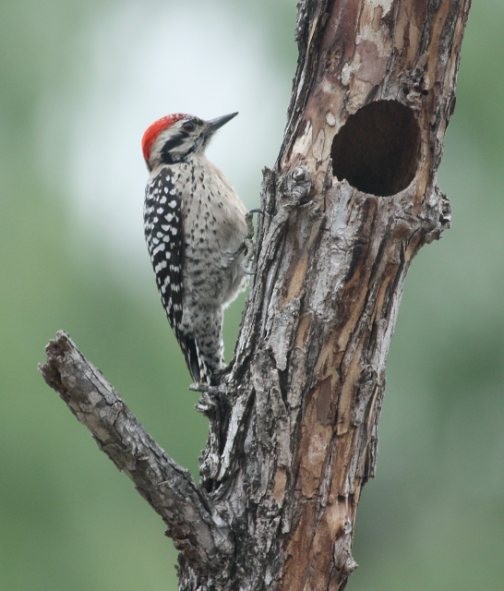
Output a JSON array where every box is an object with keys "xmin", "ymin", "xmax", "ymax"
[{"xmin": 38, "ymin": 330, "xmax": 232, "ymax": 572}]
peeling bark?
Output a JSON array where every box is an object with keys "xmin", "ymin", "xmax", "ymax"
[
  {"xmin": 192, "ymin": 1, "xmax": 470, "ymax": 589},
  {"xmin": 40, "ymin": 1, "xmax": 471, "ymax": 589}
]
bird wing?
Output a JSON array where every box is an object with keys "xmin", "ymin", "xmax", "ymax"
[{"xmin": 144, "ymin": 168, "xmax": 202, "ymax": 383}]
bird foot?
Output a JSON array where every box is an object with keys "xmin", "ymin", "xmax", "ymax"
[
  {"xmin": 190, "ymin": 382, "xmax": 228, "ymax": 416},
  {"xmin": 189, "ymin": 382, "xmax": 227, "ymax": 395},
  {"xmin": 245, "ymin": 208, "xmax": 265, "ymax": 234}
]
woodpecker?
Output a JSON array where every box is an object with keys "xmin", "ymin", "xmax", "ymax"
[{"xmin": 142, "ymin": 112, "xmax": 249, "ymax": 385}]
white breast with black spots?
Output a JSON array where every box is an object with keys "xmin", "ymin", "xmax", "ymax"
[{"xmin": 179, "ymin": 155, "xmax": 248, "ymax": 335}]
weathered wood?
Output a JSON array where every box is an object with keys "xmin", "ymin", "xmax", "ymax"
[
  {"xmin": 39, "ymin": 331, "xmax": 233, "ymax": 575},
  {"xmin": 188, "ymin": 1, "xmax": 471, "ymax": 589},
  {"xmin": 40, "ymin": 1, "xmax": 472, "ymax": 589}
]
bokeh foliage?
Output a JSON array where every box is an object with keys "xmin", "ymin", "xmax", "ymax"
[{"xmin": 1, "ymin": 1, "xmax": 502, "ymax": 589}]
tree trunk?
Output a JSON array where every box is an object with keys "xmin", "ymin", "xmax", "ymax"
[{"xmin": 40, "ymin": 1, "xmax": 472, "ymax": 589}]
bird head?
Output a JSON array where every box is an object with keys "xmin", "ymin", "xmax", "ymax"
[{"xmin": 142, "ymin": 112, "xmax": 238, "ymax": 171}]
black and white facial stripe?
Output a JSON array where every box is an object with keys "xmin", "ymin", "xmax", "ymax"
[{"xmin": 158, "ymin": 117, "xmax": 206, "ymax": 165}]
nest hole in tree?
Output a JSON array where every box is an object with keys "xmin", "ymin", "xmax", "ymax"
[{"xmin": 331, "ymin": 100, "xmax": 420, "ymax": 196}]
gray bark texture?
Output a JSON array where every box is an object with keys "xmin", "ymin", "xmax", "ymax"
[{"xmin": 39, "ymin": 1, "xmax": 472, "ymax": 589}]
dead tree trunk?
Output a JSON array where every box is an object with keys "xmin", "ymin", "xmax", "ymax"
[{"xmin": 40, "ymin": 1, "xmax": 472, "ymax": 589}]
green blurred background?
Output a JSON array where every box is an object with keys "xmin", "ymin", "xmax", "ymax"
[{"xmin": 1, "ymin": 1, "xmax": 502, "ymax": 589}]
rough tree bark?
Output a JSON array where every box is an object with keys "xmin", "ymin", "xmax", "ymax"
[{"xmin": 39, "ymin": 1, "xmax": 472, "ymax": 589}]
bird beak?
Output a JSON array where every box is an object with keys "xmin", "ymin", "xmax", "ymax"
[{"xmin": 207, "ymin": 112, "xmax": 238, "ymax": 133}]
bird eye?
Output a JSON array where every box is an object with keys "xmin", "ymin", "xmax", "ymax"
[{"xmin": 182, "ymin": 121, "xmax": 196, "ymax": 132}]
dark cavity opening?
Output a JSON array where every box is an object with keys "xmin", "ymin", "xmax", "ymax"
[{"xmin": 331, "ymin": 100, "xmax": 420, "ymax": 196}]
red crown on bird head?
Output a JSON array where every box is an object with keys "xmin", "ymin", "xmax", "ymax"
[{"xmin": 142, "ymin": 113, "xmax": 189, "ymax": 162}]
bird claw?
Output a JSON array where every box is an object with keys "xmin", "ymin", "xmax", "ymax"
[
  {"xmin": 191, "ymin": 382, "xmax": 228, "ymax": 417},
  {"xmin": 189, "ymin": 382, "xmax": 227, "ymax": 395},
  {"xmin": 189, "ymin": 382, "xmax": 223, "ymax": 394},
  {"xmin": 245, "ymin": 208, "xmax": 265, "ymax": 239},
  {"xmin": 195, "ymin": 393, "xmax": 215, "ymax": 414},
  {"xmin": 221, "ymin": 208, "xmax": 263, "ymax": 269}
]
